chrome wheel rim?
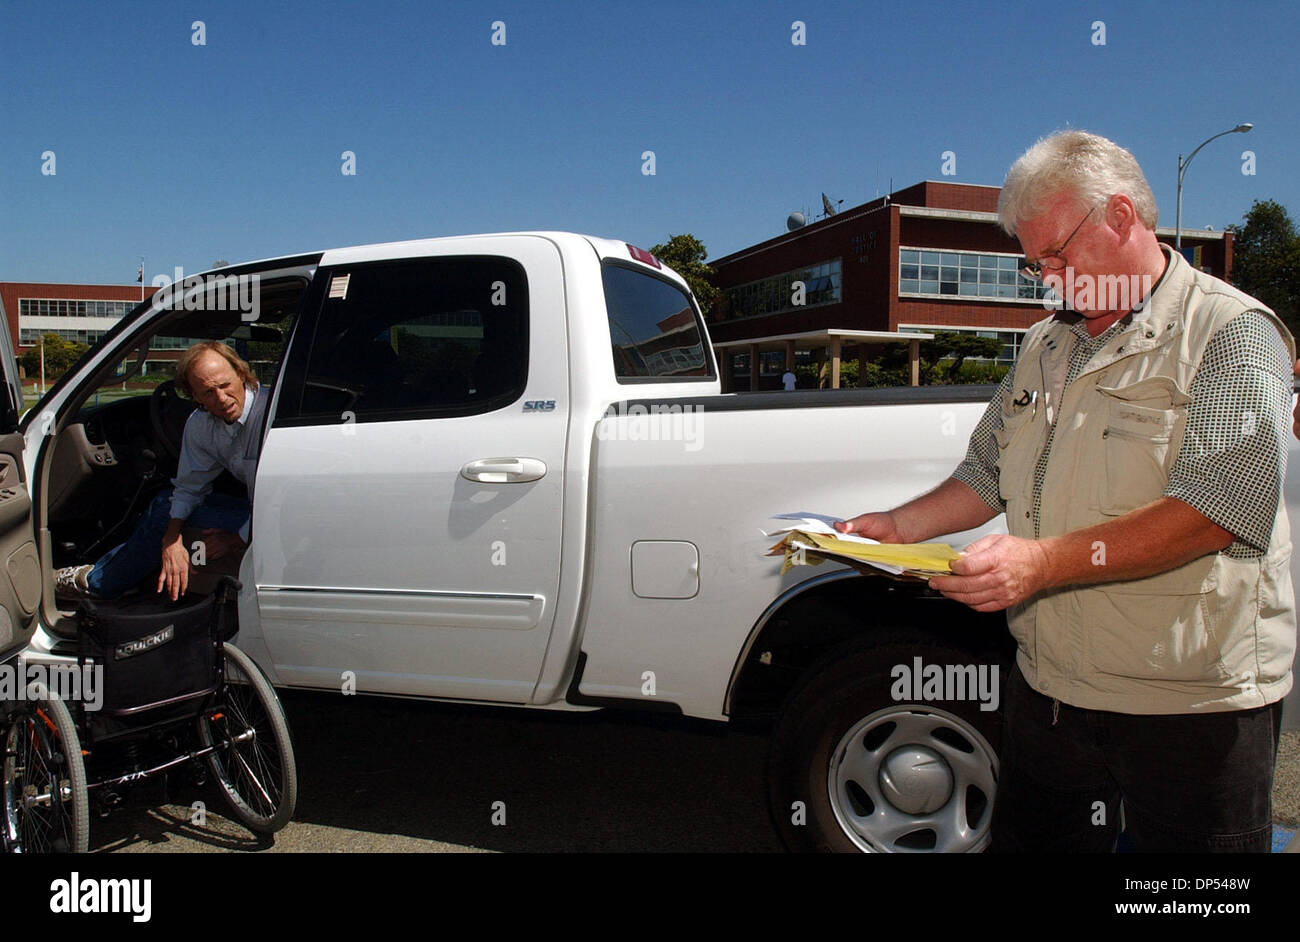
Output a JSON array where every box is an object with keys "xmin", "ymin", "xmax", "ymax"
[
  {"xmin": 3, "ymin": 712, "xmax": 76, "ymax": 853},
  {"xmin": 828, "ymin": 705, "xmax": 997, "ymax": 852}
]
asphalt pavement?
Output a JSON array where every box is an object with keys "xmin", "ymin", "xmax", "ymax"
[
  {"xmin": 95, "ymin": 691, "xmax": 780, "ymax": 853},
  {"xmin": 91, "ymin": 689, "xmax": 1298, "ymax": 853}
]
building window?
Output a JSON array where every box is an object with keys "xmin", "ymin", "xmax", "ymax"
[
  {"xmin": 759, "ymin": 350, "xmax": 788, "ymax": 375},
  {"xmin": 20, "ymin": 328, "xmax": 107, "ymax": 345},
  {"xmin": 730, "ymin": 348, "xmax": 815, "ymax": 375},
  {"xmin": 899, "ymin": 249, "xmax": 1049, "ymax": 303},
  {"xmin": 148, "ymin": 335, "xmax": 213, "ymax": 350},
  {"xmin": 18, "ymin": 298, "xmax": 135, "ymax": 319},
  {"xmin": 724, "ymin": 259, "xmax": 842, "ymax": 320}
]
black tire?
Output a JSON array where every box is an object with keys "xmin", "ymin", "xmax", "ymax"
[
  {"xmin": 767, "ymin": 635, "xmax": 1008, "ymax": 853},
  {"xmin": 198, "ymin": 643, "xmax": 297, "ymax": 834},
  {"xmin": 2, "ymin": 684, "xmax": 89, "ymax": 853}
]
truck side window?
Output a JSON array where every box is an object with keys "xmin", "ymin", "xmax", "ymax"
[
  {"xmin": 601, "ymin": 263, "xmax": 712, "ymax": 382},
  {"xmin": 285, "ymin": 256, "xmax": 528, "ymax": 424}
]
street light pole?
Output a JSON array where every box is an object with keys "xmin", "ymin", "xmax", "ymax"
[{"xmin": 1176, "ymin": 123, "xmax": 1253, "ymax": 252}]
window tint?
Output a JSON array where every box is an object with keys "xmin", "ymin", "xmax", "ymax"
[
  {"xmin": 602, "ymin": 264, "xmax": 711, "ymax": 381},
  {"xmin": 295, "ymin": 257, "xmax": 527, "ymax": 422}
]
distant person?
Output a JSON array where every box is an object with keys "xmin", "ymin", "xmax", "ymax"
[
  {"xmin": 782, "ymin": 369, "xmax": 797, "ymax": 391},
  {"xmin": 1293, "ymin": 358, "xmax": 1299, "ymax": 439},
  {"xmin": 55, "ymin": 342, "xmax": 266, "ymax": 602}
]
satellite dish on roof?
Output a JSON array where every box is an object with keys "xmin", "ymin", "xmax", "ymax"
[{"xmin": 787, "ymin": 212, "xmax": 806, "ymax": 231}]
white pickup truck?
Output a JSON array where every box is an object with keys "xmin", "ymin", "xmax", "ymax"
[{"xmin": 4, "ymin": 232, "xmax": 1294, "ymax": 853}]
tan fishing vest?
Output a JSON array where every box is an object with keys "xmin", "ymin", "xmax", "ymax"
[{"xmin": 997, "ymin": 246, "xmax": 1296, "ymax": 713}]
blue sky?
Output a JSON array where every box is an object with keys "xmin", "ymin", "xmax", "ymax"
[{"xmin": 3, "ymin": 0, "xmax": 1298, "ymax": 284}]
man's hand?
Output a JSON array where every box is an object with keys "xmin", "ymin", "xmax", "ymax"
[
  {"xmin": 833, "ymin": 479, "xmax": 1001, "ymax": 548},
  {"xmin": 927, "ymin": 533, "xmax": 1051, "ymax": 612},
  {"xmin": 157, "ymin": 536, "xmax": 190, "ymax": 601},
  {"xmin": 835, "ymin": 512, "xmax": 905, "ymax": 543},
  {"xmin": 200, "ymin": 528, "xmax": 246, "ymax": 562}
]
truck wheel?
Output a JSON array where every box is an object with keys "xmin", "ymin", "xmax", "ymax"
[{"xmin": 767, "ymin": 638, "xmax": 1006, "ymax": 853}]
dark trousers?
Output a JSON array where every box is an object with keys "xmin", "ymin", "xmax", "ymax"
[
  {"xmin": 990, "ymin": 665, "xmax": 1283, "ymax": 853},
  {"xmin": 86, "ymin": 488, "xmax": 250, "ymax": 598}
]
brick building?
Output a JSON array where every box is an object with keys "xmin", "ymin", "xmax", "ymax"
[
  {"xmin": 0, "ymin": 282, "xmax": 176, "ymax": 378},
  {"xmin": 707, "ymin": 181, "xmax": 1230, "ymax": 390}
]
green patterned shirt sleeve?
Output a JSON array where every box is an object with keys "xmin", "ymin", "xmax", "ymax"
[
  {"xmin": 1163, "ymin": 311, "xmax": 1293, "ymax": 557},
  {"xmin": 951, "ymin": 369, "xmax": 1015, "ymax": 511}
]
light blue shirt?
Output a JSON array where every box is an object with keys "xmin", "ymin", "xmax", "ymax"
[{"xmin": 169, "ymin": 383, "xmax": 267, "ymax": 541}]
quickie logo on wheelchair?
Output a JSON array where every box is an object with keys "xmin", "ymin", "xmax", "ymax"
[{"xmin": 113, "ymin": 624, "xmax": 175, "ymax": 660}]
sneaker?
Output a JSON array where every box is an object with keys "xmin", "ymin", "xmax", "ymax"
[{"xmin": 54, "ymin": 564, "xmax": 97, "ymax": 600}]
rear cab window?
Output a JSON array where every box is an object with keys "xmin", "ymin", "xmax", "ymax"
[{"xmin": 601, "ymin": 263, "xmax": 713, "ymax": 383}]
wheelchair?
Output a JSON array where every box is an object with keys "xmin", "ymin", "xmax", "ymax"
[{"xmin": 1, "ymin": 577, "xmax": 296, "ymax": 852}]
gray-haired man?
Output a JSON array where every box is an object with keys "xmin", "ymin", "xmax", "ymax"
[{"xmin": 838, "ymin": 130, "xmax": 1294, "ymax": 852}]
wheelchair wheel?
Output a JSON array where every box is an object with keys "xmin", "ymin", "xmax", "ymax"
[
  {"xmin": 2, "ymin": 684, "xmax": 89, "ymax": 853},
  {"xmin": 197, "ymin": 643, "xmax": 296, "ymax": 834}
]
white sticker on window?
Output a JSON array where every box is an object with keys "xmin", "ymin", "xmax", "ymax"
[{"xmin": 329, "ymin": 274, "xmax": 351, "ymax": 299}]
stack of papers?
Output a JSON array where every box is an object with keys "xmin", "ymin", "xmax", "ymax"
[{"xmin": 763, "ymin": 513, "xmax": 962, "ymax": 579}]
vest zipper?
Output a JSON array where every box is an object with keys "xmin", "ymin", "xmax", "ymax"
[
  {"xmin": 1051, "ymin": 698, "xmax": 1060, "ymax": 727},
  {"xmin": 1102, "ymin": 427, "xmax": 1171, "ymax": 444}
]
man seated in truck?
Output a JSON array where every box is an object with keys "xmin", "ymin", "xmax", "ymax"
[{"xmin": 55, "ymin": 341, "xmax": 265, "ymax": 602}]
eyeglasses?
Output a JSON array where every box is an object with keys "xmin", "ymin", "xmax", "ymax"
[{"xmin": 1019, "ymin": 204, "xmax": 1100, "ymax": 281}]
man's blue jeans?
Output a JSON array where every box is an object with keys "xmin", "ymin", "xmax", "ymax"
[{"xmin": 86, "ymin": 488, "xmax": 250, "ymax": 597}]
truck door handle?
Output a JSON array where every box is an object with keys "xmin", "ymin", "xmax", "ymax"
[{"xmin": 460, "ymin": 457, "xmax": 547, "ymax": 483}]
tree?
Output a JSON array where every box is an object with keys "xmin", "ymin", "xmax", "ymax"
[
  {"xmin": 927, "ymin": 332, "xmax": 1006, "ymax": 376},
  {"xmin": 649, "ymin": 234, "xmax": 719, "ymax": 313},
  {"xmin": 1227, "ymin": 199, "xmax": 1300, "ymax": 338},
  {"xmin": 19, "ymin": 333, "xmax": 90, "ymax": 380}
]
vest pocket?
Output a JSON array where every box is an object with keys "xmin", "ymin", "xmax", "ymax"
[
  {"xmin": 994, "ymin": 405, "xmax": 1036, "ymax": 503},
  {"xmin": 1097, "ymin": 389, "xmax": 1179, "ymax": 516},
  {"xmin": 1244, "ymin": 552, "xmax": 1295, "ymax": 687},
  {"xmin": 1081, "ymin": 559, "xmax": 1227, "ymax": 683}
]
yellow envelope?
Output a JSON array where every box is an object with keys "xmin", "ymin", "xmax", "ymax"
[{"xmin": 768, "ymin": 530, "xmax": 961, "ymax": 578}]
